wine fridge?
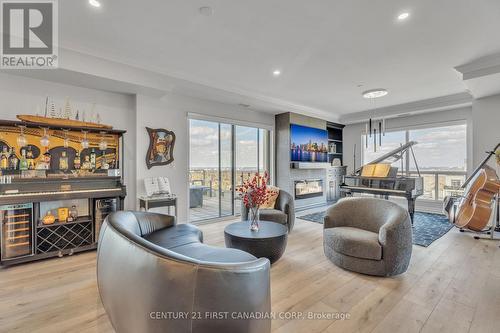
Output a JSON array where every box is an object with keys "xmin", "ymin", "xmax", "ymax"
[
  {"xmin": 1, "ymin": 203, "xmax": 34, "ymax": 261},
  {"xmin": 94, "ymin": 198, "xmax": 117, "ymax": 242}
]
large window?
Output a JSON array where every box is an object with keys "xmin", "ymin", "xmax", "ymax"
[
  {"xmin": 363, "ymin": 130, "xmax": 407, "ymax": 171},
  {"xmin": 362, "ymin": 123, "xmax": 467, "ymax": 200},
  {"xmin": 189, "ymin": 118, "xmax": 272, "ymax": 222}
]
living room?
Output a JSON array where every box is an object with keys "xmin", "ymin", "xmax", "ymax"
[{"xmin": 1, "ymin": 1, "xmax": 500, "ymax": 333}]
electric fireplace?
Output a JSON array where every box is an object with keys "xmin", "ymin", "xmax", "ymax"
[{"xmin": 294, "ymin": 179, "xmax": 324, "ymax": 199}]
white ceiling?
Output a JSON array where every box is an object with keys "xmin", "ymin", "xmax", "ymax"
[{"xmin": 58, "ymin": 0, "xmax": 500, "ymax": 118}]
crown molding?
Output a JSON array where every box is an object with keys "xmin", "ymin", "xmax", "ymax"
[
  {"xmin": 455, "ymin": 53, "xmax": 500, "ymax": 80},
  {"xmin": 339, "ymin": 92, "xmax": 473, "ymax": 124}
]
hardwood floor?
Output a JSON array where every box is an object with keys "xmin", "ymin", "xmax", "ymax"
[{"xmin": 1, "ymin": 216, "xmax": 499, "ymax": 333}]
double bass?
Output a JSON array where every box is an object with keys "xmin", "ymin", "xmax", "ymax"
[{"xmin": 445, "ymin": 144, "xmax": 500, "ymax": 231}]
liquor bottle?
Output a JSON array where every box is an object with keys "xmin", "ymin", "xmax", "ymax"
[
  {"xmin": 73, "ymin": 151, "xmax": 81, "ymax": 170},
  {"xmin": 26, "ymin": 146, "xmax": 34, "ymax": 167},
  {"xmin": 90, "ymin": 148, "xmax": 96, "ymax": 169},
  {"xmin": 101, "ymin": 152, "xmax": 109, "ymax": 170},
  {"xmin": 59, "ymin": 151, "xmax": 69, "ymax": 171},
  {"xmin": 41, "ymin": 148, "xmax": 51, "ymax": 170},
  {"xmin": 8, "ymin": 148, "xmax": 19, "ymax": 170},
  {"xmin": 19, "ymin": 149, "xmax": 28, "ymax": 171},
  {"xmin": 0, "ymin": 146, "xmax": 8, "ymax": 169},
  {"xmin": 81, "ymin": 155, "xmax": 91, "ymax": 170}
]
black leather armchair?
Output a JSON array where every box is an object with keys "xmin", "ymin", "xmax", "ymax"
[
  {"xmin": 97, "ymin": 211, "xmax": 271, "ymax": 333},
  {"xmin": 241, "ymin": 189, "xmax": 295, "ymax": 232}
]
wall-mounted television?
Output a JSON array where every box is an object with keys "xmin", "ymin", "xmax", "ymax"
[{"xmin": 290, "ymin": 124, "xmax": 328, "ymax": 162}]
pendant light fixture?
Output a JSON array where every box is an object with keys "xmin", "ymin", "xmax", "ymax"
[{"xmin": 362, "ymin": 89, "xmax": 388, "ymax": 152}]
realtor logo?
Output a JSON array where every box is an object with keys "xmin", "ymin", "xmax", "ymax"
[{"xmin": 1, "ymin": 0, "xmax": 58, "ymax": 68}]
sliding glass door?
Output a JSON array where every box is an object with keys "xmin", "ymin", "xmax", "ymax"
[
  {"xmin": 189, "ymin": 119, "xmax": 223, "ymax": 221},
  {"xmin": 189, "ymin": 119, "xmax": 271, "ymax": 222}
]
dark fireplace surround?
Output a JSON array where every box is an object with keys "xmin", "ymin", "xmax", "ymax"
[{"xmin": 294, "ymin": 179, "xmax": 324, "ymax": 200}]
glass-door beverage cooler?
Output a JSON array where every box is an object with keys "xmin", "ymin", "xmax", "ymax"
[
  {"xmin": 94, "ymin": 198, "xmax": 117, "ymax": 242},
  {"xmin": 1, "ymin": 203, "xmax": 34, "ymax": 261}
]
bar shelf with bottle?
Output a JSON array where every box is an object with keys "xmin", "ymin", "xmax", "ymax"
[{"xmin": 0, "ymin": 118, "xmax": 126, "ymax": 265}]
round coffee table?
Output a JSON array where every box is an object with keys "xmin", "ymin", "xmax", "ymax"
[{"xmin": 224, "ymin": 221, "xmax": 288, "ymax": 264}]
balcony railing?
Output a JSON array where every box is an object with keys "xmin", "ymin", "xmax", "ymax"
[{"xmin": 409, "ymin": 170, "xmax": 467, "ymax": 201}]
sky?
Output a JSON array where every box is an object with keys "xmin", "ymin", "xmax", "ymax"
[
  {"xmin": 189, "ymin": 119, "xmax": 263, "ymax": 169},
  {"xmin": 362, "ymin": 124, "xmax": 467, "ymax": 171}
]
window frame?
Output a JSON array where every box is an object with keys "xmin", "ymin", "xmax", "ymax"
[{"xmin": 360, "ymin": 120, "xmax": 468, "ymax": 201}]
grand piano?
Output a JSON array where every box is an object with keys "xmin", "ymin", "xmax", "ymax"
[{"xmin": 340, "ymin": 141, "xmax": 423, "ymax": 224}]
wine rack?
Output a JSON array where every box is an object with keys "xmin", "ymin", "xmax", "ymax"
[{"xmin": 36, "ymin": 218, "xmax": 93, "ymax": 254}]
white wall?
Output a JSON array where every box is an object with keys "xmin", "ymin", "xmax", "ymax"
[
  {"xmin": 135, "ymin": 93, "xmax": 275, "ymax": 222},
  {"xmin": 0, "ymin": 73, "xmax": 137, "ymax": 209},
  {"xmin": 472, "ymin": 94, "xmax": 500, "ymax": 167}
]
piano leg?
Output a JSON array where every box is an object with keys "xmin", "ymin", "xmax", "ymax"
[{"xmin": 407, "ymin": 198, "xmax": 416, "ymax": 225}]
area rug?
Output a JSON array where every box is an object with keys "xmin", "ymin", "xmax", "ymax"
[{"xmin": 298, "ymin": 211, "xmax": 453, "ymax": 247}]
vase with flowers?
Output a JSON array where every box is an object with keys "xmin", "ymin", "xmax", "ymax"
[{"xmin": 237, "ymin": 172, "xmax": 269, "ymax": 231}]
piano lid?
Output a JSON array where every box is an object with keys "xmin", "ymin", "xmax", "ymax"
[{"xmin": 354, "ymin": 141, "xmax": 420, "ymax": 176}]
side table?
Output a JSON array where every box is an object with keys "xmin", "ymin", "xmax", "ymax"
[{"xmin": 138, "ymin": 195, "xmax": 178, "ymax": 219}]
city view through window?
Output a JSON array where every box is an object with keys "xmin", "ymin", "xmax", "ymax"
[
  {"xmin": 189, "ymin": 119, "xmax": 270, "ymax": 221},
  {"xmin": 362, "ymin": 123, "xmax": 467, "ymax": 200}
]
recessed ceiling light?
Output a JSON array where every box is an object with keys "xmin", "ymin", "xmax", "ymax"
[
  {"xmin": 199, "ymin": 6, "xmax": 214, "ymax": 16},
  {"xmin": 362, "ymin": 89, "xmax": 388, "ymax": 99},
  {"xmin": 272, "ymin": 69, "xmax": 281, "ymax": 77},
  {"xmin": 397, "ymin": 12, "xmax": 410, "ymax": 21},
  {"xmin": 89, "ymin": 0, "xmax": 101, "ymax": 8}
]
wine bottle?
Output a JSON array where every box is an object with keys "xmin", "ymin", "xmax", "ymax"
[{"xmin": 19, "ymin": 149, "xmax": 28, "ymax": 171}]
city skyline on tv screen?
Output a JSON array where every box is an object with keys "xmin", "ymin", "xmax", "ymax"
[{"xmin": 290, "ymin": 124, "xmax": 328, "ymax": 162}]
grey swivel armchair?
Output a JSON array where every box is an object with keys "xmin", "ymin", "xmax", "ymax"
[
  {"xmin": 97, "ymin": 211, "xmax": 271, "ymax": 333},
  {"xmin": 323, "ymin": 197, "xmax": 412, "ymax": 277},
  {"xmin": 241, "ymin": 189, "xmax": 295, "ymax": 232}
]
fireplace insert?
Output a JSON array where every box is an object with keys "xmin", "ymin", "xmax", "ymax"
[{"xmin": 294, "ymin": 179, "xmax": 324, "ymax": 199}]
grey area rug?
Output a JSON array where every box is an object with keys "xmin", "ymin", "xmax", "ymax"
[{"xmin": 298, "ymin": 211, "xmax": 453, "ymax": 247}]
